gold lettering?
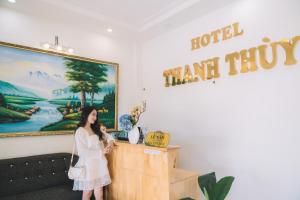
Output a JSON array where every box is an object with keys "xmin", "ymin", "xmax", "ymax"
[
  {"xmin": 163, "ymin": 70, "xmax": 172, "ymax": 87},
  {"xmin": 211, "ymin": 29, "xmax": 221, "ymax": 43},
  {"xmin": 191, "ymin": 37, "xmax": 201, "ymax": 50},
  {"xmin": 276, "ymin": 35, "xmax": 300, "ymax": 65},
  {"xmin": 201, "ymin": 34, "xmax": 211, "ymax": 47},
  {"xmin": 258, "ymin": 37, "xmax": 278, "ymax": 69},
  {"xmin": 193, "ymin": 62, "xmax": 206, "ymax": 82},
  {"xmin": 222, "ymin": 25, "xmax": 232, "ymax": 41},
  {"xmin": 171, "ymin": 67, "xmax": 183, "ymax": 85},
  {"xmin": 206, "ymin": 57, "xmax": 220, "ymax": 79},
  {"xmin": 167, "ymin": 33, "xmax": 299, "ymax": 87},
  {"xmin": 183, "ymin": 65, "xmax": 194, "ymax": 83},
  {"xmin": 240, "ymin": 47, "xmax": 257, "ymax": 73},
  {"xmin": 233, "ymin": 22, "xmax": 244, "ymax": 37},
  {"xmin": 225, "ymin": 52, "xmax": 240, "ymax": 76},
  {"xmin": 191, "ymin": 22, "xmax": 244, "ymax": 51}
]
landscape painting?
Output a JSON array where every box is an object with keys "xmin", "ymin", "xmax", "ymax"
[{"xmin": 0, "ymin": 42, "xmax": 118, "ymax": 137}]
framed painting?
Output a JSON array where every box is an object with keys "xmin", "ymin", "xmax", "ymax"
[{"xmin": 0, "ymin": 41, "xmax": 119, "ymax": 138}]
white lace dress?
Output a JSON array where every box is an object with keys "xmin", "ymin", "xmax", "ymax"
[{"xmin": 73, "ymin": 127, "xmax": 114, "ymax": 191}]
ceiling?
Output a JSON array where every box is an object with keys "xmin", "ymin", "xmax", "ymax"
[
  {"xmin": 41, "ymin": 0, "xmax": 190, "ymax": 30},
  {"xmin": 0, "ymin": 0, "xmax": 238, "ymax": 41}
]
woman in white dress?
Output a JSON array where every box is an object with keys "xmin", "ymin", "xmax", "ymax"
[{"xmin": 73, "ymin": 106, "xmax": 114, "ymax": 200}]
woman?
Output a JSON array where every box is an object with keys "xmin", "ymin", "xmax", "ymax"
[{"xmin": 73, "ymin": 106, "xmax": 114, "ymax": 200}]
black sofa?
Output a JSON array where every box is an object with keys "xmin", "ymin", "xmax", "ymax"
[{"xmin": 0, "ymin": 153, "xmax": 82, "ymax": 200}]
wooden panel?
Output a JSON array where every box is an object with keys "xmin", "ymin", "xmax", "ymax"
[
  {"xmin": 107, "ymin": 141, "xmax": 200, "ymax": 200},
  {"xmin": 117, "ymin": 169, "xmax": 139, "ymax": 200},
  {"xmin": 171, "ymin": 176, "xmax": 201, "ymax": 200},
  {"xmin": 139, "ymin": 174, "xmax": 160, "ymax": 200}
]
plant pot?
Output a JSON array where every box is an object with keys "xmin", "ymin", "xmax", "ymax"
[{"xmin": 128, "ymin": 126, "xmax": 143, "ymax": 144}]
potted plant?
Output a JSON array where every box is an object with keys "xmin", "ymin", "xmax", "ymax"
[
  {"xmin": 181, "ymin": 172, "xmax": 234, "ymax": 200},
  {"xmin": 119, "ymin": 101, "xmax": 146, "ymax": 144}
]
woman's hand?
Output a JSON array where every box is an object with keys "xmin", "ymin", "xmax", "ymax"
[
  {"xmin": 103, "ymin": 147, "xmax": 110, "ymax": 154},
  {"xmin": 103, "ymin": 141, "xmax": 114, "ymax": 154}
]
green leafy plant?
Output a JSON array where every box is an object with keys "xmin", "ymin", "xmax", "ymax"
[{"xmin": 180, "ymin": 172, "xmax": 234, "ymax": 200}]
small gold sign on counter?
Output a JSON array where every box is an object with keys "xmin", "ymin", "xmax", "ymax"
[{"xmin": 145, "ymin": 131, "xmax": 170, "ymax": 148}]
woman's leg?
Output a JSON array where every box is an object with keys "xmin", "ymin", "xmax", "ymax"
[
  {"xmin": 94, "ymin": 187, "xmax": 103, "ymax": 200},
  {"xmin": 82, "ymin": 190, "xmax": 93, "ymax": 200}
]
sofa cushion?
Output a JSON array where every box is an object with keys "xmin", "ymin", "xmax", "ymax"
[
  {"xmin": 0, "ymin": 184, "xmax": 82, "ymax": 200},
  {"xmin": 0, "ymin": 153, "xmax": 78, "ymax": 197}
]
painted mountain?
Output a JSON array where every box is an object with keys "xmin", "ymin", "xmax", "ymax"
[{"xmin": 0, "ymin": 80, "xmax": 40, "ymax": 98}]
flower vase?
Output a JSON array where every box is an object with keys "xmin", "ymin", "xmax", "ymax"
[{"xmin": 128, "ymin": 126, "xmax": 141, "ymax": 144}]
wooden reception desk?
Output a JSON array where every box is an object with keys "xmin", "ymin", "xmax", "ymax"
[{"xmin": 106, "ymin": 141, "xmax": 200, "ymax": 200}]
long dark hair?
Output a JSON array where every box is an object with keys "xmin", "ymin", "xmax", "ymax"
[{"xmin": 77, "ymin": 106, "xmax": 103, "ymax": 140}]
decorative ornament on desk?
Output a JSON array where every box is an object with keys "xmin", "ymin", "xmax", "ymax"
[
  {"xmin": 119, "ymin": 101, "xmax": 146, "ymax": 144},
  {"xmin": 145, "ymin": 131, "xmax": 170, "ymax": 148}
]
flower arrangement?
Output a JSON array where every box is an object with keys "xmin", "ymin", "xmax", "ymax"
[{"xmin": 119, "ymin": 101, "xmax": 146, "ymax": 132}]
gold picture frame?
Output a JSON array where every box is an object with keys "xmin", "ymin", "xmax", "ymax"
[{"xmin": 0, "ymin": 41, "xmax": 119, "ymax": 138}]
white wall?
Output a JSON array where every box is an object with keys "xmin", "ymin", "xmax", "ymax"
[
  {"xmin": 140, "ymin": 0, "xmax": 300, "ymax": 199},
  {"xmin": 0, "ymin": 6, "xmax": 139, "ymax": 159},
  {"xmin": 1, "ymin": 0, "xmax": 300, "ymax": 199}
]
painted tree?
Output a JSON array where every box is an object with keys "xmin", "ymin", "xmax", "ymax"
[
  {"xmin": 65, "ymin": 59, "xmax": 92, "ymax": 108},
  {"xmin": 65, "ymin": 58, "xmax": 108, "ymax": 108},
  {"xmin": 87, "ymin": 63, "xmax": 108, "ymax": 105}
]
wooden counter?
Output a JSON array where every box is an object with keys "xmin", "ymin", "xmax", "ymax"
[{"xmin": 106, "ymin": 141, "xmax": 200, "ymax": 200}]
